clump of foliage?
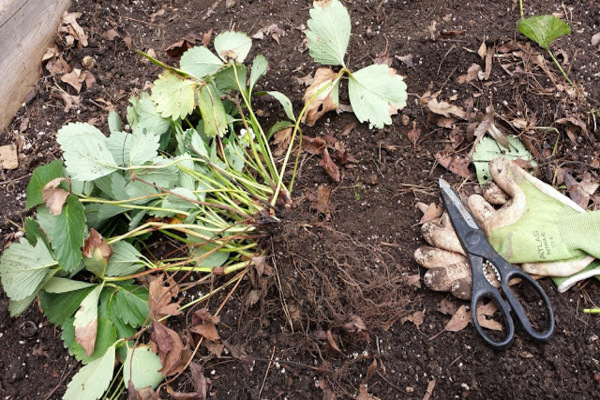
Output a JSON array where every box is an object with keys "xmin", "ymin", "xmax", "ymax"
[{"xmin": 0, "ymin": 0, "xmax": 407, "ymax": 398}]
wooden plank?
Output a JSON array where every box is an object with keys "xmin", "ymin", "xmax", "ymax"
[{"xmin": 0, "ymin": 0, "xmax": 71, "ymax": 131}]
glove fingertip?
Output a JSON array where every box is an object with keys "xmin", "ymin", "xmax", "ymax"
[{"xmin": 451, "ymin": 280, "xmax": 471, "ymax": 300}]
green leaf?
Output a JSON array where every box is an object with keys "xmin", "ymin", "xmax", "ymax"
[
  {"xmin": 214, "ymin": 64, "xmax": 247, "ymax": 92},
  {"xmin": 198, "ymin": 84, "xmax": 228, "ymax": 138},
  {"xmin": 151, "ymin": 71, "xmax": 198, "ymax": 120},
  {"xmin": 73, "ymin": 285, "xmax": 103, "ymax": 356},
  {"xmin": 214, "ymin": 31, "xmax": 252, "ymax": 62},
  {"xmin": 189, "ymin": 242, "xmax": 229, "ymax": 268},
  {"xmin": 25, "ymin": 160, "xmax": 64, "ymax": 210},
  {"xmin": 43, "ymin": 277, "xmax": 95, "ymax": 293},
  {"xmin": 518, "ymin": 15, "xmax": 571, "ymax": 50},
  {"xmin": 124, "ymin": 344, "xmax": 164, "ymax": 390},
  {"xmin": 0, "ymin": 239, "xmax": 55, "ymax": 301},
  {"xmin": 348, "ymin": 64, "xmax": 407, "ymax": 129},
  {"xmin": 180, "ymin": 46, "xmax": 224, "ymax": 78},
  {"xmin": 63, "ymin": 343, "xmax": 116, "ymax": 400},
  {"xmin": 105, "ymin": 241, "xmax": 145, "ymax": 277},
  {"xmin": 267, "ymin": 120, "xmax": 295, "ymax": 139},
  {"xmin": 472, "ymin": 135, "xmax": 537, "ymax": 186},
  {"xmin": 70, "ymin": 178, "xmax": 94, "ymax": 197},
  {"xmin": 9, "ymin": 293, "xmax": 38, "ymax": 317},
  {"xmin": 249, "ymin": 54, "xmax": 268, "ymax": 93},
  {"xmin": 133, "ymin": 158, "xmax": 179, "ymax": 188},
  {"xmin": 85, "ymin": 203, "xmax": 126, "ymax": 229},
  {"xmin": 112, "ymin": 285, "xmax": 149, "ymax": 328},
  {"xmin": 267, "ymin": 91, "xmax": 296, "ymax": 121},
  {"xmin": 108, "ymin": 110, "xmax": 122, "ymax": 135},
  {"xmin": 56, "ymin": 122, "xmax": 119, "ymax": 181},
  {"xmin": 40, "ymin": 287, "xmax": 94, "ymax": 325},
  {"xmin": 24, "ymin": 217, "xmax": 49, "ymax": 248},
  {"xmin": 53, "ymin": 195, "xmax": 86, "ymax": 272},
  {"xmin": 129, "ymin": 129, "xmax": 160, "ymax": 166},
  {"xmin": 306, "ymin": 0, "xmax": 351, "ymax": 66},
  {"xmin": 153, "ymin": 187, "xmax": 198, "ymax": 217},
  {"xmin": 224, "ymin": 142, "xmax": 245, "ymax": 172},
  {"xmin": 106, "ymin": 131, "xmax": 132, "ymax": 167},
  {"xmin": 127, "ymin": 92, "xmax": 171, "ymax": 138}
]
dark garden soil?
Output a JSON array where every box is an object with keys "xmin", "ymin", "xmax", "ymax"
[{"xmin": 1, "ymin": 0, "xmax": 600, "ymax": 399}]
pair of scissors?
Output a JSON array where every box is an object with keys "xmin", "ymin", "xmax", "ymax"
[{"xmin": 439, "ymin": 178, "xmax": 555, "ymax": 349}]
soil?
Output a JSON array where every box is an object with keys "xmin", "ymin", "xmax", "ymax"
[{"xmin": 1, "ymin": 0, "xmax": 600, "ymax": 399}]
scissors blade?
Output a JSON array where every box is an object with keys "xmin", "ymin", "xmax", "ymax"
[{"xmin": 438, "ymin": 178, "xmax": 479, "ymax": 230}]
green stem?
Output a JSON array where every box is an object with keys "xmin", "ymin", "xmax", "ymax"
[
  {"xmin": 547, "ymin": 48, "xmax": 577, "ymax": 92},
  {"xmin": 583, "ymin": 309, "xmax": 600, "ymax": 314},
  {"xmin": 519, "ymin": 0, "xmax": 523, "ymax": 18},
  {"xmin": 271, "ymin": 68, "xmax": 348, "ymax": 207}
]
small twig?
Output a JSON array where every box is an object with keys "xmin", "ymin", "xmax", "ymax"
[
  {"xmin": 43, "ymin": 364, "xmax": 73, "ymax": 400},
  {"xmin": 258, "ymin": 346, "xmax": 276, "ymax": 399}
]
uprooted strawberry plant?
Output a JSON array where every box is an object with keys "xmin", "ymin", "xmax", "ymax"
[{"xmin": 0, "ymin": 1, "xmax": 408, "ymax": 398}]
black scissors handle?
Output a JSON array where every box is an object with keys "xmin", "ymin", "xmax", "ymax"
[{"xmin": 470, "ymin": 249, "xmax": 555, "ymax": 349}]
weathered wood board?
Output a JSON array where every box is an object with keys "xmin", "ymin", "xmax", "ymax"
[{"xmin": 0, "ymin": 0, "xmax": 71, "ymax": 131}]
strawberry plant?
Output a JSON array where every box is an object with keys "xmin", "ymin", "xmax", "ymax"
[{"xmin": 0, "ymin": 0, "xmax": 407, "ymax": 398}]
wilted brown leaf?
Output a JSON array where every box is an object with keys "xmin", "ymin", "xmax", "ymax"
[
  {"xmin": 272, "ymin": 127, "xmax": 292, "ymax": 156},
  {"xmin": 556, "ymin": 116, "xmax": 588, "ymax": 142},
  {"xmin": 457, "ymin": 64, "xmax": 482, "ymax": 84},
  {"xmin": 312, "ymin": 185, "xmax": 332, "ymax": 214},
  {"xmin": 302, "ymin": 68, "xmax": 339, "ymax": 126},
  {"xmin": 101, "ymin": 29, "xmax": 121, "ymax": 41},
  {"xmin": 405, "ymin": 273, "xmax": 421, "ymax": 288},
  {"xmin": 326, "ymin": 330, "xmax": 344, "ymax": 355},
  {"xmin": 344, "ymin": 314, "xmax": 367, "ymax": 334},
  {"xmin": 46, "ymin": 56, "xmax": 71, "ymax": 75},
  {"xmin": 395, "ymin": 53, "xmax": 414, "ymax": 68},
  {"xmin": 564, "ymin": 171, "xmax": 599, "ymax": 209},
  {"xmin": 356, "ymin": 360, "xmax": 381, "ymax": 400},
  {"xmin": 473, "ymin": 106, "xmax": 509, "ymax": 148},
  {"xmin": 419, "ymin": 202, "xmax": 443, "ymax": 224},
  {"xmin": 302, "ymin": 136, "xmax": 326, "ymax": 155},
  {"xmin": 58, "ymin": 91, "xmax": 81, "ymax": 112},
  {"xmin": 445, "ymin": 305, "xmax": 471, "ymax": 332},
  {"xmin": 60, "ymin": 12, "xmax": 88, "ymax": 48},
  {"xmin": 434, "ymin": 152, "xmax": 472, "ymax": 179},
  {"xmin": 83, "ymin": 228, "xmax": 113, "ymax": 262},
  {"xmin": 437, "ymin": 299, "xmax": 458, "ymax": 316},
  {"xmin": 61, "ymin": 69, "xmax": 96, "ymax": 93},
  {"xmin": 427, "ymin": 98, "xmax": 466, "ymax": 119},
  {"xmin": 320, "ymin": 148, "xmax": 340, "ymax": 182},
  {"xmin": 402, "ymin": 310, "xmax": 425, "ymax": 328},
  {"xmin": 166, "ymin": 39, "xmax": 194, "ymax": 59},
  {"xmin": 150, "ymin": 321, "xmax": 190, "ymax": 377},
  {"xmin": 149, "ymin": 276, "xmax": 181, "ymax": 319},
  {"xmin": 42, "ymin": 177, "xmax": 69, "ymax": 216},
  {"xmin": 252, "ymin": 23, "xmax": 286, "ymax": 44},
  {"xmin": 190, "ymin": 309, "xmax": 220, "ymax": 342},
  {"xmin": 476, "ymin": 302, "xmax": 503, "ymax": 331},
  {"xmin": 128, "ymin": 382, "xmax": 161, "ymax": 400}
]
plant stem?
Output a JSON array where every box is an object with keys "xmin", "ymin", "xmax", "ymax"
[
  {"xmin": 583, "ymin": 309, "xmax": 600, "ymax": 314},
  {"xmin": 519, "ymin": 0, "xmax": 523, "ymax": 19},
  {"xmin": 547, "ymin": 49, "xmax": 578, "ymax": 93}
]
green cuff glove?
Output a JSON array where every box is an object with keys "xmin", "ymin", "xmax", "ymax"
[{"xmin": 469, "ymin": 158, "xmax": 598, "ymax": 276}]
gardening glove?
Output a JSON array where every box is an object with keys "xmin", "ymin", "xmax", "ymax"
[
  {"xmin": 469, "ymin": 158, "xmax": 600, "ymax": 275},
  {"xmin": 414, "ymin": 158, "xmax": 600, "ymax": 298}
]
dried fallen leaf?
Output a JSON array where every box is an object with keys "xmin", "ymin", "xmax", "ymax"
[
  {"xmin": 0, "ymin": 144, "xmax": 19, "ymax": 170},
  {"xmin": 301, "ymin": 68, "xmax": 339, "ymax": 126},
  {"xmin": 419, "ymin": 202, "xmax": 443, "ymax": 224},
  {"xmin": 445, "ymin": 305, "xmax": 471, "ymax": 332},
  {"xmin": 150, "ymin": 321, "xmax": 190, "ymax": 377},
  {"xmin": 556, "ymin": 116, "xmax": 588, "ymax": 142},
  {"xmin": 101, "ymin": 29, "xmax": 120, "ymax": 41},
  {"xmin": 473, "ymin": 106, "xmax": 509, "ymax": 149},
  {"xmin": 434, "ymin": 152, "xmax": 472, "ymax": 179},
  {"xmin": 148, "ymin": 276, "xmax": 182, "ymax": 319},
  {"xmin": 356, "ymin": 360, "xmax": 381, "ymax": 400},
  {"xmin": 61, "ymin": 69, "xmax": 95, "ymax": 93},
  {"xmin": 60, "ymin": 12, "xmax": 88, "ymax": 47},
  {"xmin": 302, "ymin": 136, "xmax": 326, "ymax": 155},
  {"xmin": 344, "ymin": 314, "xmax": 367, "ymax": 334},
  {"xmin": 427, "ymin": 98, "xmax": 466, "ymax": 119},
  {"xmin": 253, "ymin": 23, "xmax": 286, "ymax": 44},
  {"xmin": 166, "ymin": 39, "xmax": 194, "ymax": 59},
  {"xmin": 484, "ymin": 46, "xmax": 494, "ymax": 80},
  {"xmin": 437, "ymin": 299, "xmax": 458, "ymax": 315},
  {"xmin": 312, "ymin": 185, "xmax": 332, "ymax": 214},
  {"xmin": 476, "ymin": 302, "xmax": 503, "ymax": 331},
  {"xmin": 128, "ymin": 382, "xmax": 160, "ymax": 400},
  {"xmin": 326, "ymin": 330, "xmax": 344, "ymax": 355},
  {"xmin": 59, "ymin": 92, "xmax": 81, "ymax": 113},
  {"xmin": 402, "ymin": 310, "xmax": 425, "ymax": 328},
  {"xmin": 272, "ymin": 127, "xmax": 292, "ymax": 156},
  {"xmin": 395, "ymin": 53, "xmax": 414, "ymax": 68},
  {"xmin": 320, "ymin": 148, "xmax": 341, "ymax": 182},
  {"xmin": 457, "ymin": 64, "xmax": 482, "ymax": 84},
  {"xmin": 42, "ymin": 177, "xmax": 69, "ymax": 216},
  {"xmin": 46, "ymin": 55, "xmax": 71, "ymax": 75},
  {"xmin": 405, "ymin": 273, "xmax": 421, "ymax": 288},
  {"xmin": 190, "ymin": 309, "xmax": 220, "ymax": 342},
  {"xmin": 564, "ymin": 171, "xmax": 599, "ymax": 209}
]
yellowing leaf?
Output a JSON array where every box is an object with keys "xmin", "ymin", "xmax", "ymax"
[
  {"xmin": 348, "ymin": 64, "xmax": 407, "ymax": 129},
  {"xmin": 301, "ymin": 68, "xmax": 340, "ymax": 126}
]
